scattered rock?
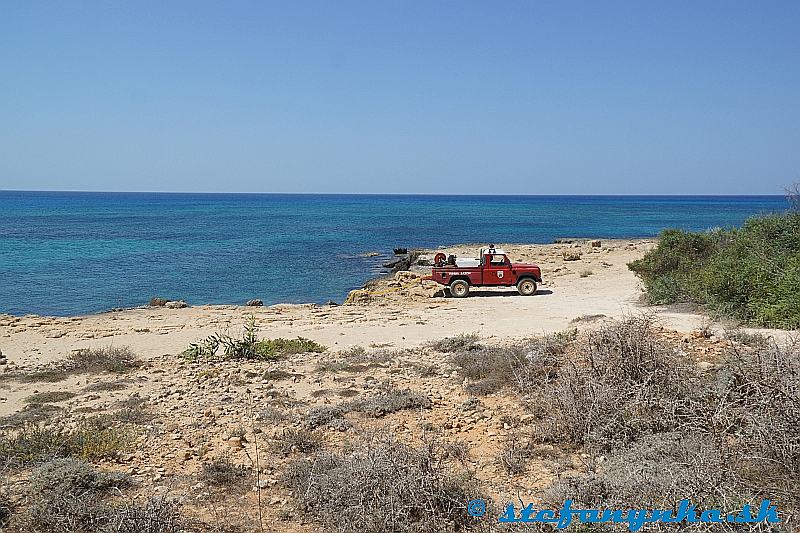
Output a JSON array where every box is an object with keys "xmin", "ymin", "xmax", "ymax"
[
  {"xmin": 149, "ymin": 297, "xmax": 169, "ymax": 307},
  {"xmin": 394, "ymin": 271, "xmax": 422, "ymax": 282},
  {"xmin": 246, "ymin": 299, "xmax": 264, "ymax": 307},
  {"xmin": 562, "ymin": 250, "xmax": 583, "ymax": 261},
  {"xmin": 165, "ymin": 300, "xmax": 188, "ymax": 309},
  {"xmin": 590, "ymin": 240, "xmax": 602, "ymax": 248}
]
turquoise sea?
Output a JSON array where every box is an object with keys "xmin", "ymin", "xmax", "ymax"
[{"xmin": 0, "ymin": 192, "xmax": 788, "ymax": 316}]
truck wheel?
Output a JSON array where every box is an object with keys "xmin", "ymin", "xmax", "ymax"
[
  {"xmin": 517, "ymin": 278, "xmax": 537, "ymax": 296},
  {"xmin": 449, "ymin": 279, "xmax": 470, "ymax": 298}
]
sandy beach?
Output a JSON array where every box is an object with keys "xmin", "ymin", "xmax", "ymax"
[{"xmin": 2, "ymin": 239, "xmax": 698, "ymax": 368}]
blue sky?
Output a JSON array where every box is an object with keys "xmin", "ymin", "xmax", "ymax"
[{"xmin": 1, "ymin": 1, "xmax": 798, "ymax": 194}]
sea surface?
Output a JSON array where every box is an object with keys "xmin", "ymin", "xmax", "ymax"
[{"xmin": 0, "ymin": 192, "xmax": 788, "ymax": 316}]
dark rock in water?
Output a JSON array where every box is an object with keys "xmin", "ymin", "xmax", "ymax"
[
  {"xmin": 149, "ymin": 297, "xmax": 168, "ymax": 307},
  {"xmin": 325, "ymin": 300, "xmax": 339, "ymax": 306},
  {"xmin": 393, "ymin": 247, "xmax": 408, "ymax": 255},
  {"xmin": 383, "ymin": 250, "xmax": 420, "ymax": 272},
  {"xmin": 246, "ymin": 299, "xmax": 264, "ymax": 307}
]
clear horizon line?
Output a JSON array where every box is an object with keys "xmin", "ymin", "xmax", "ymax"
[{"xmin": 0, "ymin": 189, "xmax": 788, "ymax": 197}]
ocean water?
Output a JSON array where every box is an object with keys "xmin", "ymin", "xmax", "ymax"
[{"xmin": 0, "ymin": 192, "xmax": 788, "ymax": 316}]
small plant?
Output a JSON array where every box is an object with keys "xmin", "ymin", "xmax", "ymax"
[
  {"xmin": 306, "ymin": 405, "xmax": 346, "ymax": 429},
  {"xmin": 201, "ymin": 456, "xmax": 250, "ymax": 487},
  {"xmin": 29, "ymin": 457, "xmax": 130, "ymax": 494},
  {"xmin": 24, "ymin": 391, "xmax": 77, "ymax": 404},
  {"xmin": 345, "ymin": 388, "xmax": 431, "ymax": 418},
  {"xmin": 725, "ymin": 329, "xmax": 769, "ymax": 348},
  {"xmin": 442, "ymin": 439, "xmax": 470, "ymax": 463},
  {"xmin": 67, "ymin": 346, "xmax": 140, "ymax": 373},
  {"xmin": 273, "ymin": 429, "xmax": 322, "ymax": 455},
  {"xmin": 183, "ymin": 316, "xmax": 326, "ymax": 361},
  {"xmin": 427, "ymin": 333, "xmax": 481, "ymax": 353},
  {"xmin": 497, "ymin": 433, "xmax": 530, "ymax": 475}
]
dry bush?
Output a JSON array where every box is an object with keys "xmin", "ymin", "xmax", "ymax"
[
  {"xmin": 104, "ymin": 497, "xmax": 185, "ymax": 533},
  {"xmin": 497, "ymin": 433, "xmax": 531, "ymax": 475},
  {"xmin": 30, "ymin": 457, "xmax": 130, "ymax": 494},
  {"xmin": 0, "ymin": 416, "xmax": 132, "ymax": 466},
  {"xmin": 428, "ymin": 333, "xmax": 482, "ymax": 353},
  {"xmin": 24, "ymin": 391, "xmax": 77, "ymax": 404},
  {"xmin": 112, "ymin": 395, "xmax": 155, "ymax": 425},
  {"xmin": 529, "ymin": 315, "xmax": 703, "ymax": 450},
  {"xmin": 273, "ymin": 429, "xmax": 322, "ymax": 455},
  {"xmin": 283, "ymin": 433, "xmax": 487, "ymax": 533},
  {"xmin": 6, "ymin": 459, "xmax": 187, "ymax": 532},
  {"xmin": 724, "ymin": 329, "xmax": 768, "ymax": 348},
  {"xmin": 201, "ymin": 456, "xmax": 250, "ymax": 487},
  {"xmin": 344, "ymin": 388, "xmax": 431, "ymax": 417},
  {"xmin": 714, "ymin": 340, "xmax": 800, "ymax": 501},
  {"xmin": 525, "ymin": 320, "xmax": 800, "ymax": 527},
  {"xmin": 306, "ymin": 405, "xmax": 346, "ymax": 429},
  {"xmin": 541, "ymin": 433, "xmax": 744, "ymax": 513},
  {"xmin": 67, "ymin": 346, "xmax": 141, "ymax": 373},
  {"xmin": 452, "ymin": 333, "xmax": 571, "ymax": 396},
  {"xmin": 0, "ymin": 403, "xmax": 61, "ymax": 428},
  {"xmin": 14, "ymin": 458, "xmax": 130, "ymax": 532}
]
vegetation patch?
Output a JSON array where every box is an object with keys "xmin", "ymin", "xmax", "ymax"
[
  {"xmin": 306, "ymin": 405, "xmax": 346, "ymax": 429},
  {"xmin": 273, "ymin": 429, "xmax": 322, "ymax": 455},
  {"xmin": 283, "ymin": 434, "xmax": 485, "ymax": 533},
  {"xmin": 344, "ymin": 388, "xmax": 431, "ymax": 418},
  {"xmin": 628, "ymin": 210, "xmax": 800, "ymax": 328},
  {"xmin": 183, "ymin": 316, "xmax": 325, "ymax": 361},
  {"xmin": 0, "ymin": 416, "xmax": 133, "ymax": 466},
  {"xmin": 451, "ymin": 331, "xmax": 573, "ymax": 395},
  {"xmin": 201, "ymin": 456, "xmax": 250, "ymax": 487},
  {"xmin": 0, "ymin": 403, "xmax": 61, "ymax": 428},
  {"xmin": 524, "ymin": 317, "xmax": 800, "ymax": 524},
  {"xmin": 24, "ymin": 391, "xmax": 77, "ymax": 404},
  {"xmin": 427, "ymin": 332, "xmax": 482, "ymax": 353},
  {"xmin": 67, "ymin": 346, "xmax": 141, "ymax": 373},
  {"xmin": 7, "ymin": 457, "xmax": 185, "ymax": 532}
]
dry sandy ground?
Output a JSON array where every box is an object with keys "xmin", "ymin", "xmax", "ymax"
[{"xmin": 0, "ymin": 239, "xmax": 782, "ymax": 532}]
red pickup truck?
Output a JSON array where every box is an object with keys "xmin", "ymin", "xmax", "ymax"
[{"xmin": 428, "ymin": 246, "xmax": 543, "ymax": 298}]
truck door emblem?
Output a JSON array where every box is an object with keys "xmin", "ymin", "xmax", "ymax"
[{"xmin": 497, "ymin": 271, "xmax": 504, "ymax": 278}]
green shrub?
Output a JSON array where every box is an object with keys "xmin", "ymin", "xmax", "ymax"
[
  {"xmin": 629, "ymin": 212, "xmax": 800, "ymax": 328},
  {"xmin": 0, "ymin": 416, "xmax": 133, "ymax": 466},
  {"xmin": 183, "ymin": 316, "xmax": 325, "ymax": 361}
]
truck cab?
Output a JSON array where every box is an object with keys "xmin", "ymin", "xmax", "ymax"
[{"xmin": 429, "ymin": 246, "xmax": 542, "ymax": 298}]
